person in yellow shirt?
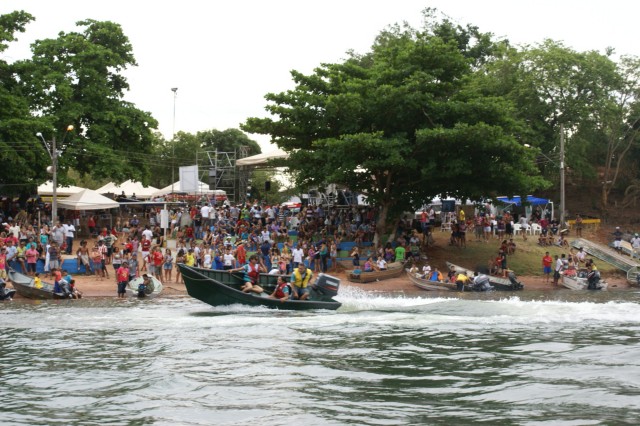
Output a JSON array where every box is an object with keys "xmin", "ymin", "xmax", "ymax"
[
  {"xmin": 185, "ymin": 249, "xmax": 196, "ymax": 267},
  {"xmin": 290, "ymin": 263, "xmax": 313, "ymax": 300},
  {"xmin": 34, "ymin": 273, "xmax": 43, "ymax": 289},
  {"xmin": 455, "ymin": 271, "xmax": 471, "ymax": 291}
]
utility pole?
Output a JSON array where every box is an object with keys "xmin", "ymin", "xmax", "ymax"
[
  {"xmin": 37, "ymin": 125, "xmax": 73, "ymax": 226},
  {"xmin": 560, "ymin": 124, "xmax": 565, "ymax": 226},
  {"xmin": 171, "ymin": 87, "xmax": 178, "ymax": 195}
]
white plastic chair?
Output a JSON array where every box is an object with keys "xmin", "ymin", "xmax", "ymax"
[
  {"xmin": 531, "ymin": 223, "xmax": 542, "ymax": 235},
  {"xmin": 513, "ymin": 224, "xmax": 521, "ymax": 235}
]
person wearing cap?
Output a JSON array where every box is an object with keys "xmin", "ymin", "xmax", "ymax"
[{"xmin": 612, "ymin": 227, "xmax": 624, "ymax": 252}]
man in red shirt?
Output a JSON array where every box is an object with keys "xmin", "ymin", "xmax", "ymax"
[
  {"xmin": 116, "ymin": 261, "xmax": 130, "ymax": 298},
  {"xmin": 140, "ymin": 237, "xmax": 151, "ymax": 271},
  {"xmin": 152, "ymin": 247, "xmax": 164, "ymax": 283},
  {"xmin": 235, "ymin": 241, "xmax": 246, "ymax": 266},
  {"xmin": 542, "ymin": 251, "xmax": 553, "ymax": 283}
]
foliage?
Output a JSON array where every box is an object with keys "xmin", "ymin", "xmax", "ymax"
[{"xmin": 243, "ymin": 10, "xmax": 548, "ymax": 242}]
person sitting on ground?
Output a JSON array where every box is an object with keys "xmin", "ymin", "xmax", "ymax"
[
  {"xmin": 229, "ymin": 254, "xmax": 266, "ymax": 294},
  {"xmin": 269, "ymin": 276, "xmax": 292, "ymax": 302},
  {"xmin": 290, "ymin": 263, "xmax": 313, "ymax": 300}
]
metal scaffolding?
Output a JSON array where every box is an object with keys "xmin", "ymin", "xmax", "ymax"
[{"xmin": 202, "ymin": 147, "xmax": 250, "ymax": 205}]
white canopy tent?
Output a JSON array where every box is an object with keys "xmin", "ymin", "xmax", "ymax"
[
  {"xmin": 236, "ymin": 148, "xmax": 288, "ymax": 167},
  {"xmin": 96, "ymin": 180, "xmax": 159, "ymax": 199},
  {"xmin": 151, "ymin": 181, "xmax": 226, "ymax": 197},
  {"xmin": 57, "ymin": 189, "xmax": 120, "ymax": 210},
  {"xmin": 37, "ymin": 181, "xmax": 85, "ymax": 197}
]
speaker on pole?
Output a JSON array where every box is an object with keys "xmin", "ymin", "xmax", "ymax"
[{"xmin": 265, "ymin": 181, "xmax": 271, "ymax": 191}]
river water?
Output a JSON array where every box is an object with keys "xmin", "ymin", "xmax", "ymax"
[{"xmin": 2, "ymin": 289, "xmax": 640, "ymax": 425}]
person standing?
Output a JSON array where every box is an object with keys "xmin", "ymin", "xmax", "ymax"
[
  {"xmin": 574, "ymin": 214, "xmax": 583, "ymax": 238},
  {"xmin": 51, "ymin": 221, "xmax": 65, "ymax": 247},
  {"xmin": 116, "ymin": 261, "xmax": 130, "ymax": 298},
  {"xmin": 63, "ymin": 220, "xmax": 76, "ymax": 255},
  {"xmin": 542, "ymin": 251, "xmax": 553, "ymax": 283},
  {"xmin": 553, "ymin": 254, "xmax": 563, "ymax": 286}
]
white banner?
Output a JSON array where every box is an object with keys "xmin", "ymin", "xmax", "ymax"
[
  {"xmin": 179, "ymin": 165, "xmax": 199, "ymax": 193},
  {"xmin": 160, "ymin": 209, "xmax": 169, "ymax": 229}
]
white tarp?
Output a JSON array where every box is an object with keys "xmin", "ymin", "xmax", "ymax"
[
  {"xmin": 236, "ymin": 148, "xmax": 288, "ymax": 166},
  {"xmin": 96, "ymin": 180, "xmax": 159, "ymax": 199},
  {"xmin": 151, "ymin": 181, "xmax": 225, "ymax": 196},
  {"xmin": 57, "ymin": 189, "xmax": 120, "ymax": 210},
  {"xmin": 37, "ymin": 181, "xmax": 85, "ymax": 197}
]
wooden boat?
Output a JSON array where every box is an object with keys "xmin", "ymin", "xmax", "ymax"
[
  {"xmin": 405, "ymin": 269, "xmax": 456, "ymax": 291},
  {"xmin": 178, "ymin": 264, "xmax": 342, "ymax": 310},
  {"xmin": 562, "ymin": 272, "xmax": 608, "ymax": 290},
  {"xmin": 126, "ymin": 276, "xmax": 163, "ymax": 298},
  {"xmin": 445, "ymin": 261, "xmax": 524, "ymax": 291},
  {"xmin": 8, "ymin": 269, "xmax": 66, "ymax": 299},
  {"xmin": 347, "ymin": 262, "xmax": 404, "ymax": 283}
]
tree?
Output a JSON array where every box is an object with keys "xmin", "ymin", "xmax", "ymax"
[
  {"xmin": 13, "ymin": 18, "xmax": 158, "ymax": 185},
  {"xmin": 0, "ymin": 11, "xmax": 51, "ymax": 195},
  {"xmin": 243, "ymin": 12, "xmax": 547, "ymax": 244}
]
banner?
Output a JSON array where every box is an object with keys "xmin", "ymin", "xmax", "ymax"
[{"xmin": 179, "ymin": 165, "xmax": 199, "ymax": 193}]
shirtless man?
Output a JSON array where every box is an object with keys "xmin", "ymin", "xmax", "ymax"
[{"xmin": 76, "ymin": 240, "xmax": 92, "ymax": 275}]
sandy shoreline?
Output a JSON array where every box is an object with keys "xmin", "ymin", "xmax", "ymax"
[{"xmin": 5, "ymin": 267, "xmax": 633, "ymax": 300}]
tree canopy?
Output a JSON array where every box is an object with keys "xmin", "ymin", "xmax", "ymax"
[{"xmin": 243, "ymin": 11, "xmax": 548, "ymax": 241}]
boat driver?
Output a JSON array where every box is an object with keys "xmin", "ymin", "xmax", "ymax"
[
  {"xmin": 229, "ymin": 254, "xmax": 266, "ymax": 294},
  {"xmin": 291, "ymin": 263, "xmax": 313, "ymax": 300}
]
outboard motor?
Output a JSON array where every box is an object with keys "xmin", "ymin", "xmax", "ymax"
[
  {"xmin": 473, "ymin": 275, "xmax": 493, "ymax": 292},
  {"xmin": 310, "ymin": 273, "xmax": 340, "ymax": 299},
  {"xmin": 508, "ymin": 271, "xmax": 524, "ymax": 290},
  {"xmin": 587, "ymin": 270, "xmax": 601, "ymax": 290},
  {"xmin": 58, "ymin": 280, "xmax": 73, "ymax": 298}
]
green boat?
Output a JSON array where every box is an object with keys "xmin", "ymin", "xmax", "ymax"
[{"xmin": 178, "ymin": 265, "xmax": 342, "ymax": 310}]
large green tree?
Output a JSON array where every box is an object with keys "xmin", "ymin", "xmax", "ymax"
[
  {"xmin": 244, "ymin": 12, "xmax": 547, "ymax": 243},
  {"xmin": 0, "ymin": 11, "xmax": 50, "ymax": 195},
  {"xmin": 11, "ymin": 16, "xmax": 158, "ymax": 186}
]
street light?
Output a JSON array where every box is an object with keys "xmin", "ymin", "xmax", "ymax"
[
  {"xmin": 524, "ymin": 125, "xmax": 566, "ymax": 226},
  {"xmin": 171, "ymin": 87, "xmax": 178, "ymax": 195},
  {"xmin": 37, "ymin": 124, "xmax": 74, "ymax": 225}
]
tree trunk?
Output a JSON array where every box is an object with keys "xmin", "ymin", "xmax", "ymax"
[{"xmin": 373, "ymin": 202, "xmax": 391, "ymax": 248}]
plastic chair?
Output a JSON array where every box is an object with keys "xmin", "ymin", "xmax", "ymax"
[
  {"xmin": 513, "ymin": 224, "xmax": 521, "ymax": 235},
  {"xmin": 531, "ymin": 223, "xmax": 542, "ymax": 235}
]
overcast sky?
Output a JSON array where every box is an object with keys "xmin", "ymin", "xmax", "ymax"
[{"xmin": 2, "ymin": 1, "xmax": 638, "ymax": 152}]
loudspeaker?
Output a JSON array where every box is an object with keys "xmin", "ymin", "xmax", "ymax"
[{"xmin": 265, "ymin": 181, "xmax": 271, "ymax": 191}]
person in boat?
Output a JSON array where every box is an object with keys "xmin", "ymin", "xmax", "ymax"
[
  {"xmin": 363, "ymin": 257, "xmax": 375, "ymax": 272},
  {"xmin": 586, "ymin": 263, "xmax": 601, "ymax": 290},
  {"xmin": 290, "ymin": 263, "xmax": 313, "ymax": 300},
  {"xmin": 269, "ymin": 276, "xmax": 292, "ymax": 302},
  {"xmin": 138, "ymin": 274, "xmax": 153, "ymax": 298},
  {"xmin": 429, "ymin": 267, "xmax": 443, "ymax": 282},
  {"xmin": 69, "ymin": 279, "xmax": 82, "ymax": 299},
  {"xmin": 447, "ymin": 266, "xmax": 457, "ymax": 283},
  {"xmin": 229, "ymin": 254, "xmax": 266, "ymax": 294},
  {"xmin": 33, "ymin": 272, "xmax": 43, "ymax": 289},
  {"xmin": 376, "ymin": 256, "xmax": 387, "ymax": 271}
]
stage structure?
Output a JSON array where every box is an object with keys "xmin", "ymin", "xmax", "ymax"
[{"xmin": 202, "ymin": 146, "xmax": 250, "ymax": 205}]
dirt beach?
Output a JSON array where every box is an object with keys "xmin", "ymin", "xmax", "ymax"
[{"xmin": 7, "ymin": 265, "xmax": 632, "ymax": 300}]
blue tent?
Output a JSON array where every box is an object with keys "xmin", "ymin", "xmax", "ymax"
[{"xmin": 496, "ymin": 195, "xmax": 550, "ymax": 206}]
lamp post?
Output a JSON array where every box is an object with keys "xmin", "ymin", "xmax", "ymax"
[
  {"xmin": 37, "ymin": 125, "xmax": 74, "ymax": 225},
  {"xmin": 171, "ymin": 87, "xmax": 178, "ymax": 195},
  {"xmin": 524, "ymin": 124, "xmax": 566, "ymax": 226}
]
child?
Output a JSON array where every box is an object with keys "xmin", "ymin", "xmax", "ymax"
[
  {"xmin": 91, "ymin": 243, "xmax": 103, "ymax": 281},
  {"xmin": 163, "ymin": 249, "xmax": 173, "ymax": 282},
  {"xmin": 128, "ymin": 253, "xmax": 139, "ymax": 281},
  {"xmin": 33, "ymin": 272, "xmax": 43, "ymax": 289}
]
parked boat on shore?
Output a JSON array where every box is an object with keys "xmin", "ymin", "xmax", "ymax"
[
  {"xmin": 346, "ymin": 262, "xmax": 404, "ymax": 283},
  {"xmin": 445, "ymin": 262, "xmax": 524, "ymax": 291},
  {"xmin": 8, "ymin": 270, "xmax": 67, "ymax": 299},
  {"xmin": 405, "ymin": 269, "xmax": 456, "ymax": 291}
]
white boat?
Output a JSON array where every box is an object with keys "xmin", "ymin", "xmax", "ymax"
[
  {"xmin": 561, "ymin": 273, "xmax": 607, "ymax": 290},
  {"xmin": 126, "ymin": 276, "xmax": 163, "ymax": 298}
]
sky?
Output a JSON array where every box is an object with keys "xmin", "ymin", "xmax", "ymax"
[{"xmin": 2, "ymin": 1, "xmax": 639, "ymax": 153}]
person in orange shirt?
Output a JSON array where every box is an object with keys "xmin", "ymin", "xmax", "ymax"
[{"xmin": 152, "ymin": 247, "xmax": 164, "ymax": 283}]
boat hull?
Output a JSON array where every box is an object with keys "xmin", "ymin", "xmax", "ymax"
[
  {"xmin": 347, "ymin": 262, "xmax": 404, "ymax": 283},
  {"xmin": 406, "ymin": 270, "xmax": 456, "ymax": 291},
  {"xmin": 8, "ymin": 270, "xmax": 66, "ymax": 299},
  {"xmin": 179, "ymin": 265, "xmax": 341, "ymax": 310},
  {"xmin": 445, "ymin": 261, "xmax": 524, "ymax": 291},
  {"xmin": 562, "ymin": 274, "xmax": 608, "ymax": 290}
]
